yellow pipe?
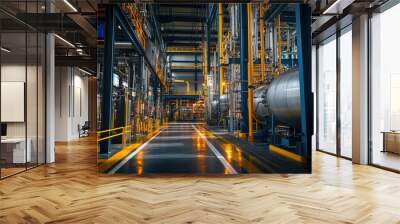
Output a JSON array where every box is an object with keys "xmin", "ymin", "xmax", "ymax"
[
  {"xmin": 173, "ymin": 79, "xmax": 190, "ymax": 93},
  {"xmin": 167, "ymin": 47, "xmax": 201, "ymax": 53},
  {"xmin": 218, "ymin": 2, "xmax": 224, "ymax": 97},
  {"xmin": 260, "ymin": 4, "xmax": 266, "ymax": 82},
  {"xmin": 247, "ymin": 3, "xmax": 254, "ymax": 141}
]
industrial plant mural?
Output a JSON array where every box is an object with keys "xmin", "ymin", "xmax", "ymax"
[{"xmin": 97, "ymin": 3, "xmax": 312, "ymax": 174}]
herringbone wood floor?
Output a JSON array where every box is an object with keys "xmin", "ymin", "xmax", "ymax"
[{"xmin": 1, "ymin": 136, "xmax": 400, "ymax": 224}]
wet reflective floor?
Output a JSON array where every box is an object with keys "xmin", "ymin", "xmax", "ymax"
[
  {"xmin": 113, "ymin": 122, "xmax": 307, "ymax": 174},
  {"xmin": 115, "ymin": 123, "xmax": 228, "ymax": 174}
]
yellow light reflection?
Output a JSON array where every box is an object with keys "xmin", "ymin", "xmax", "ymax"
[
  {"xmin": 197, "ymin": 126, "xmax": 269, "ymax": 173},
  {"xmin": 136, "ymin": 150, "xmax": 144, "ymax": 175},
  {"xmin": 192, "ymin": 132, "xmax": 207, "ymax": 174}
]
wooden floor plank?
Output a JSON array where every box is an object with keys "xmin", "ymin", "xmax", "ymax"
[{"xmin": 0, "ymin": 136, "xmax": 399, "ymax": 223}]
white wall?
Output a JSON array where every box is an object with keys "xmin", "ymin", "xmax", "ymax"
[
  {"xmin": 55, "ymin": 67, "xmax": 89, "ymax": 141},
  {"xmin": 1, "ymin": 65, "xmax": 40, "ymax": 137},
  {"xmin": 1, "ymin": 63, "xmax": 46, "ymax": 164}
]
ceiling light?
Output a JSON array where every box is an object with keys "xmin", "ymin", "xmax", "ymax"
[
  {"xmin": 114, "ymin": 42, "xmax": 133, "ymax": 47},
  {"xmin": 115, "ymin": 42, "xmax": 131, "ymax": 45},
  {"xmin": 1, "ymin": 47, "xmax": 11, "ymax": 53},
  {"xmin": 54, "ymin": 34, "xmax": 75, "ymax": 48},
  {"xmin": 78, "ymin": 67, "xmax": 93, "ymax": 76},
  {"xmin": 322, "ymin": 0, "xmax": 353, "ymax": 15},
  {"xmin": 63, "ymin": 0, "xmax": 78, "ymax": 12}
]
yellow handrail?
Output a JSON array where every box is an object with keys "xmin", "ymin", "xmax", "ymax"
[
  {"xmin": 97, "ymin": 125, "xmax": 132, "ymax": 142},
  {"xmin": 98, "ymin": 133, "xmax": 124, "ymax": 142},
  {"xmin": 97, "ymin": 127, "xmax": 124, "ymax": 134}
]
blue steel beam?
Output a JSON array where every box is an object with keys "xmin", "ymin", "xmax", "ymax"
[
  {"xmin": 149, "ymin": 4, "xmax": 164, "ymax": 49},
  {"xmin": 99, "ymin": 5, "xmax": 115, "ymax": 154},
  {"xmin": 295, "ymin": 3, "xmax": 312, "ymax": 171},
  {"xmin": 239, "ymin": 3, "xmax": 249, "ymax": 134},
  {"xmin": 264, "ymin": 4, "xmax": 286, "ymax": 23},
  {"xmin": 207, "ymin": 4, "xmax": 217, "ymax": 26}
]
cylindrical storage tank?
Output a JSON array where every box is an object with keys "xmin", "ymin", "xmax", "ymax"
[
  {"xmin": 211, "ymin": 100, "xmax": 218, "ymax": 117},
  {"xmin": 267, "ymin": 70, "xmax": 301, "ymax": 128},
  {"xmin": 219, "ymin": 94, "xmax": 229, "ymax": 114},
  {"xmin": 253, "ymin": 85, "xmax": 270, "ymax": 121},
  {"xmin": 211, "ymin": 94, "xmax": 229, "ymax": 117}
]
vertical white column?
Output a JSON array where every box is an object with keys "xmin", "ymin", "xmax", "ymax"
[
  {"xmin": 46, "ymin": 0, "xmax": 55, "ymax": 163},
  {"xmin": 312, "ymin": 45, "xmax": 317, "ymax": 151},
  {"xmin": 352, "ymin": 14, "xmax": 369, "ymax": 164}
]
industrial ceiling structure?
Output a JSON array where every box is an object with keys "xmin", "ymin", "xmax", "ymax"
[{"xmin": 0, "ymin": 0, "xmax": 97, "ymax": 74}]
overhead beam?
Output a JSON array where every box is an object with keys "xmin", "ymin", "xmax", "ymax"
[
  {"xmin": 157, "ymin": 15, "xmax": 205, "ymax": 23},
  {"xmin": 164, "ymin": 36, "xmax": 216, "ymax": 42},
  {"xmin": 162, "ymin": 29, "xmax": 217, "ymax": 35},
  {"xmin": 55, "ymin": 56, "xmax": 96, "ymax": 68},
  {"xmin": 166, "ymin": 42, "xmax": 201, "ymax": 47}
]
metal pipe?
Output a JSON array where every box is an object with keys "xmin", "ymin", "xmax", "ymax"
[
  {"xmin": 247, "ymin": 3, "xmax": 254, "ymax": 140},
  {"xmin": 173, "ymin": 79, "xmax": 190, "ymax": 93},
  {"xmin": 276, "ymin": 15, "xmax": 282, "ymax": 75},
  {"xmin": 260, "ymin": 4, "xmax": 266, "ymax": 81},
  {"xmin": 218, "ymin": 3, "xmax": 224, "ymax": 97}
]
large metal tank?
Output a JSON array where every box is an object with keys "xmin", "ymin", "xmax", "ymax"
[
  {"xmin": 253, "ymin": 70, "xmax": 301, "ymax": 128},
  {"xmin": 253, "ymin": 85, "xmax": 270, "ymax": 121},
  {"xmin": 211, "ymin": 94, "xmax": 229, "ymax": 117}
]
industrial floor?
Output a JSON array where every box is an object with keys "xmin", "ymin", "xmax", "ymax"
[
  {"xmin": 111, "ymin": 122, "xmax": 308, "ymax": 174},
  {"xmin": 1, "ymin": 134, "xmax": 400, "ymax": 223}
]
